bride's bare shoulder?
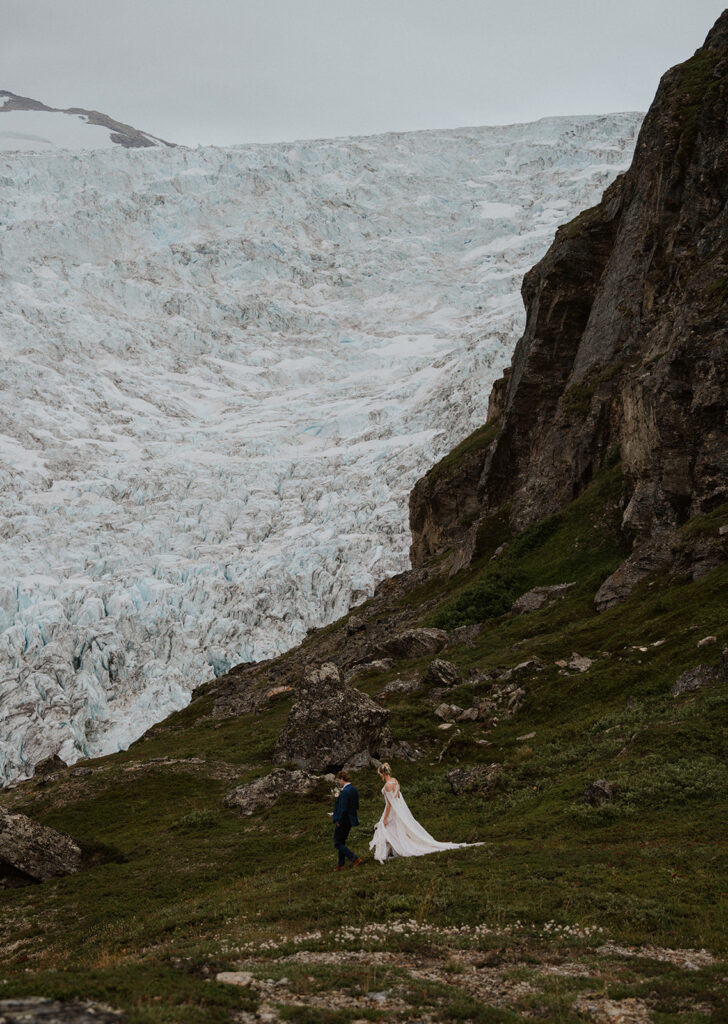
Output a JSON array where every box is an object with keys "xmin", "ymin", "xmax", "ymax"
[{"xmin": 384, "ymin": 777, "xmax": 399, "ymax": 791}]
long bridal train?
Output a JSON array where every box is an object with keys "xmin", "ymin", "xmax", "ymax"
[{"xmin": 370, "ymin": 769, "xmax": 482, "ymax": 864}]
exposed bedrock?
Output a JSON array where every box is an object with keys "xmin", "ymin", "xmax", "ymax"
[{"xmin": 411, "ymin": 12, "xmax": 728, "ymax": 605}]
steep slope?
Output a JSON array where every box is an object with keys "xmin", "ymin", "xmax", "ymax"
[
  {"xmin": 0, "ymin": 115, "xmax": 641, "ymax": 782},
  {"xmin": 0, "ymin": 90, "xmax": 173, "ymax": 150},
  {"xmin": 411, "ymin": 13, "xmax": 728, "ymax": 606}
]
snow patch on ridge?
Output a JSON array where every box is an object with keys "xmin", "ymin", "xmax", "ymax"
[{"xmin": 0, "ymin": 114, "xmax": 642, "ymax": 782}]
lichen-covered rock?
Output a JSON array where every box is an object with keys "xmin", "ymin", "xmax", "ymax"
[
  {"xmin": 223, "ymin": 769, "xmax": 328, "ymax": 815},
  {"xmin": 672, "ymin": 650, "xmax": 727, "ymax": 696},
  {"xmin": 511, "ymin": 584, "xmax": 575, "ymax": 615},
  {"xmin": 447, "ymin": 764, "xmax": 502, "ymax": 796},
  {"xmin": 344, "ymin": 658, "xmax": 395, "ymax": 683},
  {"xmin": 423, "ymin": 659, "xmax": 460, "ymax": 688},
  {"xmin": 381, "ymin": 628, "xmax": 449, "ymax": 660},
  {"xmin": 0, "ymin": 1000, "xmax": 125, "ymax": 1023},
  {"xmin": 377, "ymin": 676, "xmax": 421, "ymax": 699},
  {"xmin": 434, "ymin": 703, "xmax": 463, "ymax": 722},
  {"xmin": 0, "ymin": 807, "xmax": 82, "ymax": 885},
  {"xmin": 273, "ymin": 663, "xmax": 392, "ymax": 772},
  {"xmin": 583, "ymin": 779, "xmax": 617, "ymax": 806}
]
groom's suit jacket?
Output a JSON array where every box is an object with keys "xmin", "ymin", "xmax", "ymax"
[{"xmin": 333, "ymin": 783, "xmax": 359, "ymax": 827}]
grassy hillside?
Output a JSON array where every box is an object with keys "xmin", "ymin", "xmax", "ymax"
[{"xmin": 1, "ymin": 461, "xmax": 726, "ymax": 1023}]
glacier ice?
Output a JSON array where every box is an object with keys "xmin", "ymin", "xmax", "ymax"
[{"xmin": 0, "ymin": 114, "xmax": 642, "ymax": 783}]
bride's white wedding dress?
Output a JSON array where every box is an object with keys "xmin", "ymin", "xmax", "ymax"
[{"xmin": 369, "ymin": 781, "xmax": 477, "ymax": 863}]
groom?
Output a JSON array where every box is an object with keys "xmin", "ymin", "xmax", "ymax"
[{"xmin": 332, "ymin": 770, "xmax": 363, "ymax": 870}]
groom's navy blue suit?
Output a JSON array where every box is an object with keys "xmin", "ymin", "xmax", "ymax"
[{"xmin": 333, "ymin": 782, "xmax": 359, "ymax": 867}]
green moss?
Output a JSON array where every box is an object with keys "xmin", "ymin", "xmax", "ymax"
[
  {"xmin": 703, "ymin": 275, "xmax": 728, "ymax": 307},
  {"xmin": 424, "ymin": 418, "xmax": 500, "ymax": 485},
  {"xmin": 561, "ymin": 360, "xmax": 623, "ymax": 419},
  {"xmin": 668, "ymin": 46, "xmax": 721, "ymax": 164}
]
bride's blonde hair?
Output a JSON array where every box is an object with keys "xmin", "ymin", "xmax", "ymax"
[{"xmin": 378, "ymin": 762, "xmax": 391, "ymax": 776}]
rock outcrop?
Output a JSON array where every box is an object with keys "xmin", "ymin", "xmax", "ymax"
[
  {"xmin": 379, "ymin": 628, "xmax": 449, "ymax": 660},
  {"xmin": 410, "ymin": 13, "xmax": 728, "ymax": 606},
  {"xmin": 0, "ymin": 1000, "xmax": 124, "ymax": 1023},
  {"xmin": 273, "ymin": 663, "xmax": 393, "ymax": 772},
  {"xmin": 447, "ymin": 764, "xmax": 503, "ymax": 796},
  {"xmin": 672, "ymin": 648, "xmax": 727, "ymax": 696},
  {"xmin": 0, "ymin": 807, "xmax": 83, "ymax": 885},
  {"xmin": 223, "ymin": 769, "xmax": 328, "ymax": 815}
]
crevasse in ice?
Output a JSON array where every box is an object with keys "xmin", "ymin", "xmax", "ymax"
[{"xmin": 0, "ymin": 114, "xmax": 642, "ymax": 782}]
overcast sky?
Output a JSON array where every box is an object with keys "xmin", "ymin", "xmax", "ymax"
[{"xmin": 3, "ymin": 0, "xmax": 725, "ymax": 147}]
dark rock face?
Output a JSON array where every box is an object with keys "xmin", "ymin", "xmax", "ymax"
[
  {"xmin": 409, "ymin": 13, "xmax": 728, "ymax": 606},
  {"xmin": 0, "ymin": 807, "xmax": 82, "ymax": 885},
  {"xmin": 273, "ymin": 663, "xmax": 393, "ymax": 772},
  {"xmin": 0, "ymin": 999, "xmax": 124, "ymax": 1022},
  {"xmin": 223, "ymin": 769, "xmax": 327, "ymax": 815},
  {"xmin": 583, "ymin": 780, "xmax": 617, "ymax": 806}
]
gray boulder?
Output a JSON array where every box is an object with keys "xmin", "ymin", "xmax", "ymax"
[
  {"xmin": 672, "ymin": 649, "xmax": 727, "ymax": 696},
  {"xmin": 583, "ymin": 779, "xmax": 617, "ymax": 806},
  {"xmin": 0, "ymin": 1000, "xmax": 125, "ymax": 1023},
  {"xmin": 447, "ymin": 764, "xmax": 502, "ymax": 796},
  {"xmin": 273, "ymin": 663, "xmax": 392, "ymax": 772},
  {"xmin": 0, "ymin": 807, "xmax": 82, "ymax": 885},
  {"xmin": 344, "ymin": 658, "xmax": 394, "ymax": 683},
  {"xmin": 423, "ymin": 659, "xmax": 460, "ymax": 688},
  {"xmin": 223, "ymin": 769, "xmax": 327, "ymax": 815},
  {"xmin": 511, "ymin": 583, "xmax": 575, "ymax": 615},
  {"xmin": 381, "ymin": 628, "xmax": 448, "ymax": 660},
  {"xmin": 434, "ymin": 703, "xmax": 463, "ymax": 722},
  {"xmin": 377, "ymin": 676, "xmax": 421, "ymax": 699}
]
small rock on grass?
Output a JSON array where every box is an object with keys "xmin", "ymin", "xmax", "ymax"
[
  {"xmin": 423, "ymin": 659, "xmax": 459, "ymax": 688},
  {"xmin": 216, "ymin": 971, "xmax": 255, "ymax": 986},
  {"xmin": 697, "ymin": 635, "xmax": 717, "ymax": 647},
  {"xmin": 583, "ymin": 779, "xmax": 617, "ymax": 806}
]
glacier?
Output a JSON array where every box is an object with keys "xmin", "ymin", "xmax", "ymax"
[{"xmin": 0, "ymin": 114, "xmax": 642, "ymax": 783}]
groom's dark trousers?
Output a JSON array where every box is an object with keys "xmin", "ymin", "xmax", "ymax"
[{"xmin": 333, "ymin": 783, "xmax": 359, "ymax": 867}]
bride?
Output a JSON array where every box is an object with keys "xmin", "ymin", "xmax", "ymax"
[{"xmin": 370, "ymin": 762, "xmax": 478, "ymax": 863}]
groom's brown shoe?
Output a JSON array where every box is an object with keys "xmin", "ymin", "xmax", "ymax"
[
  {"xmin": 351, "ymin": 857, "xmax": 363, "ymax": 867},
  {"xmin": 335, "ymin": 865, "xmax": 346, "ymax": 871}
]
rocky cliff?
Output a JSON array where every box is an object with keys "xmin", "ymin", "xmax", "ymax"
[{"xmin": 411, "ymin": 12, "xmax": 728, "ymax": 606}]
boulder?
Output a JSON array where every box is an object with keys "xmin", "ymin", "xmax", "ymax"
[
  {"xmin": 672, "ymin": 664, "xmax": 715, "ymax": 697},
  {"xmin": 377, "ymin": 676, "xmax": 420, "ymax": 699},
  {"xmin": 555, "ymin": 653, "xmax": 593, "ymax": 673},
  {"xmin": 434, "ymin": 703, "xmax": 463, "ymax": 722},
  {"xmin": 511, "ymin": 583, "xmax": 575, "ymax": 615},
  {"xmin": 423, "ymin": 659, "xmax": 460, "ymax": 688},
  {"xmin": 672, "ymin": 650, "xmax": 727, "ymax": 696},
  {"xmin": 223, "ymin": 769, "xmax": 327, "ymax": 815},
  {"xmin": 583, "ymin": 779, "xmax": 617, "ymax": 806},
  {"xmin": 447, "ymin": 763, "xmax": 502, "ymax": 796},
  {"xmin": 512, "ymin": 656, "xmax": 544, "ymax": 674},
  {"xmin": 344, "ymin": 658, "xmax": 394, "ymax": 683},
  {"xmin": 273, "ymin": 663, "xmax": 392, "ymax": 772},
  {"xmin": 457, "ymin": 707, "xmax": 480, "ymax": 722},
  {"xmin": 0, "ymin": 1000, "xmax": 125, "ymax": 1023},
  {"xmin": 380, "ymin": 628, "xmax": 448, "ymax": 660},
  {"xmin": 346, "ymin": 615, "xmax": 366, "ymax": 636},
  {"xmin": 0, "ymin": 807, "xmax": 82, "ymax": 885}
]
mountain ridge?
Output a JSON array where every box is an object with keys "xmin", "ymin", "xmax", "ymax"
[{"xmin": 0, "ymin": 89, "xmax": 175, "ymax": 150}]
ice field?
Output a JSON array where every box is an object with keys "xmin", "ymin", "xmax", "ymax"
[{"xmin": 0, "ymin": 114, "xmax": 642, "ymax": 781}]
